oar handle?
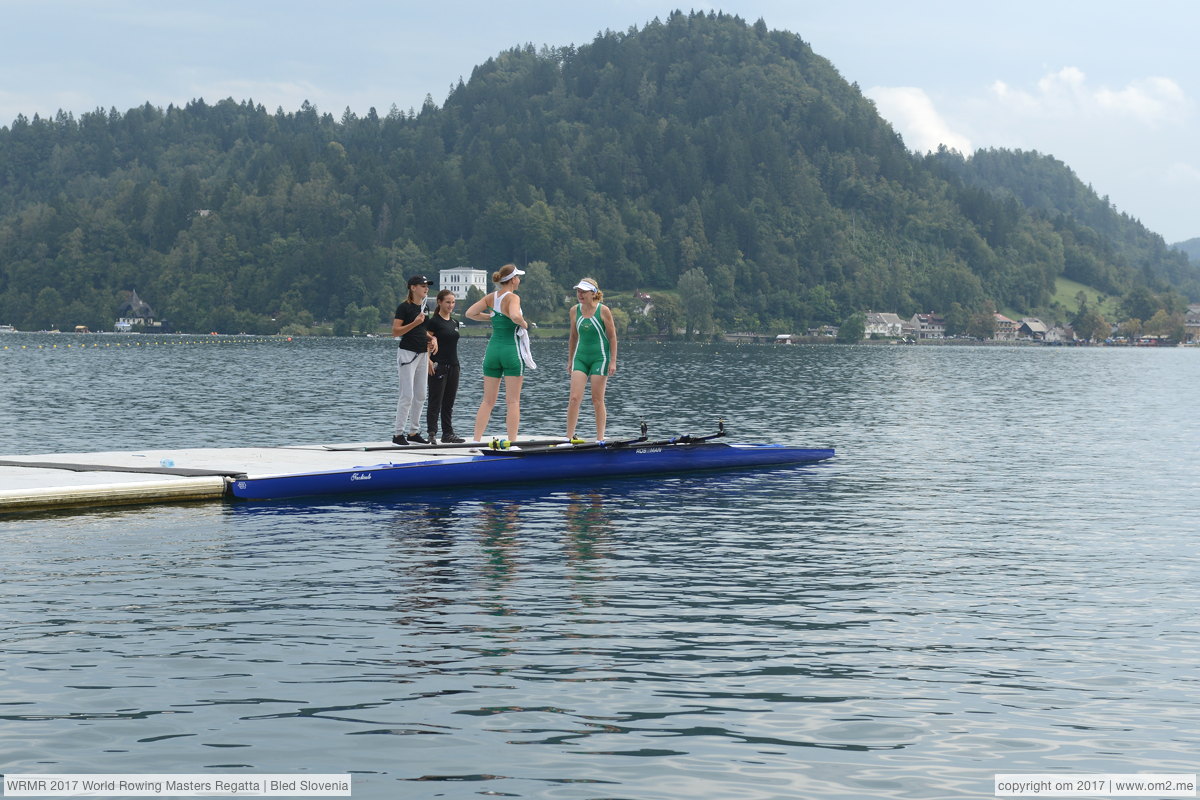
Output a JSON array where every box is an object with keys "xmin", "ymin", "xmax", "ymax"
[{"xmin": 671, "ymin": 419, "xmax": 726, "ymax": 444}]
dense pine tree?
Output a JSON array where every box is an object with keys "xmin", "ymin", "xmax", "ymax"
[{"xmin": 0, "ymin": 11, "xmax": 1194, "ymax": 334}]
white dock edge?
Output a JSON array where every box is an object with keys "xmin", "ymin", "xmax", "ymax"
[
  {"xmin": 0, "ymin": 476, "xmax": 229, "ymax": 512},
  {"xmin": 0, "ymin": 437, "xmax": 562, "ymax": 513}
]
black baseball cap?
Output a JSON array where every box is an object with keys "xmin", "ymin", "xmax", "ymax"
[{"xmin": 407, "ymin": 275, "xmax": 431, "ymax": 286}]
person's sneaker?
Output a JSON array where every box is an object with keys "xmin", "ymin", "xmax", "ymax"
[
  {"xmin": 407, "ymin": 432, "xmax": 430, "ymax": 444},
  {"xmin": 442, "ymin": 434, "xmax": 465, "ymax": 444},
  {"xmin": 391, "ymin": 434, "xmax": 408, "ymax": 446},
  {"xmin": 426, "ymin": 433, "xmax": 439, "ymax": 446}
]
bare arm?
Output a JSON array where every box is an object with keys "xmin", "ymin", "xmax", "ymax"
[
  {"xmin": 465, "ymin": 295, "xmax": 493, "ymax": 322},
  {"xmin": 503, "ymin": 294, "xmax": 528, "ymax": 329},
  {"xmin": 567, "ymin": 306, "xmax": 578, "ymax": 372}
]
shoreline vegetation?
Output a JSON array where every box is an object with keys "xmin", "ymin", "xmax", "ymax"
[
  {"xmin": 3, "ymin": 328, "xmax": 1187, "ymax": 347},
  {"xmin": 1, "ymin": 14, "xmax": 1195, "ymax": 341},
  {"xmin": 15, "ymin": 276, "xmax": 1192, "ymax": 345}
]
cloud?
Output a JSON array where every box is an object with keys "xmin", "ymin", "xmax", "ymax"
[
  {"xmin": 866, "ymin": 86, "xmax": 972, "ymax": 154},
  {"xmin": 863, "ymin": 66, "xmax": 1197, "ymax": 240},
  {"xmin": 1096, "ymin": 77, "xmax": 1189, "ymax": 125},
  {"xmin": 990, "ymin": 68, "xmax": 1190, "ymax": 127},
  {"xmin": 966, "ymin": 67, "xmax": 1198, "ymax": 240}
]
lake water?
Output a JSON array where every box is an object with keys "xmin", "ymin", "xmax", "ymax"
[{"xmin": 2, "ymin": 334, "xmax": 1198, "ymax": 799}]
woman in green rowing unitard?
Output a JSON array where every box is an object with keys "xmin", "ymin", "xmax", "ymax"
[
  {"xmin": 466, "ymin": 263, "xmax": 529, "ymax": 443},
  {"xmin": 565, "ymin": 277, "xmax": 618, "ymax": 442}
]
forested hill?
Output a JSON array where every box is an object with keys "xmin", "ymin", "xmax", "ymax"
[
  {"xmin": 926, "ymin": 147, "xmax": 1196, "ymax": 300},
  {"xmin": 1174, "ymin": 238, "xmax": 1200, "ymax": 264},
  {"xmin": 0, "ymin": 10, "xmax": 1195, "ymax": 335}
]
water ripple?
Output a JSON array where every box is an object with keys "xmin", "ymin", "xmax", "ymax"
[{"xmin": 3, "ymin": 342, "xmax": 1199, "ymax": 797}]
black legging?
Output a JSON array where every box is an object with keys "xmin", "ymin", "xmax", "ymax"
[{"xmin": 426, "ymin": 363, "xmax": 461, "ymax": 437}]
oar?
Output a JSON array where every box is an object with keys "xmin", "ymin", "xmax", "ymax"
[
  {"xmin": 638, "ymin": 419, "xmax": 727, "ymax": 448},
  {"xmin": 475, "ymin": 419, "xmax": 667, "ymax": 455},
  {"xmin": 529, "ymin": 421, "xmax": 650, "ymax": 453},
  {"xmin": 561, "ymin": 420, "xmax": 728, "ymax": 453}
]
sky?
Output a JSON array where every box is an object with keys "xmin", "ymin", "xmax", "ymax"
[{"xmin": 3, "ymin": 0, "xmax": 1197, "ymax": 243}]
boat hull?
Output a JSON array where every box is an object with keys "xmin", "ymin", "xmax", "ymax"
[{"xmin": 228, "ymin": 442, "xmax": 834, "ymax": 500}]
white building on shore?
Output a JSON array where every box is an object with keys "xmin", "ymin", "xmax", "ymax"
[
  {"xmin": 864, "ymin": 312, "xmax": 906, "ymax": 338},
  {"xmin": 910, "ymin": 312, "xmax": 945, "ymax": 339},
  {"xmin": 438, "ymin": 268, "xmax": 490, "ymax": 299}
]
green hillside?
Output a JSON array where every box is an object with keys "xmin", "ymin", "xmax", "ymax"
[
  {"xmin": 0, "ymin": 10, "xmax": 1195, "ymax": 335},
  {"xmin": 1047, "ymin": 277, "xmax": 1120, "ymax": 321}
]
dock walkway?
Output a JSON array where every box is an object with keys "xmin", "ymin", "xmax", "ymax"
[{"xmin": 0, "ymin": 443, "xmax": 452, "ymax": 513}]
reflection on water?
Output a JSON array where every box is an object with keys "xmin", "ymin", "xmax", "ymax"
[
  {"xmin": 2, "ymin": 341, "xmax": 1199, "ymax": 798},
  {"xmin": 476, "ymin": 500, "xmax": 522, "ymax": 595},
  {"xmin": 564, "ymin": 492, "xmax": 614, "ymax": 602}
]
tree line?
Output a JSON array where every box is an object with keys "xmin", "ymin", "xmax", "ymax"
[{"xmin": 0, "ymin": 11, "xmax": 1195, "ymax": 335}]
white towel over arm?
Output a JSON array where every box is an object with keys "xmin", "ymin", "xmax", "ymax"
[{"xmin": 516, "ymin": 327, "xmax": 537, "ymax": 370}]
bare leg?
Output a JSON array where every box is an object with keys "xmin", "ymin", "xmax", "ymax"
[
  {"xmin": 474, "ymin": 376, "xmax": 500, "ymax": 441},
  {"xmin": 565, "ymin": 370, "xmax": 587, "ymax": 439},
  {"xmin": 503, "ymin": 375, "xmax": 524, "ymax": 442},
  {"xmin": 590, "ymin": 374, "xmax": 608, "ymax": 441}
]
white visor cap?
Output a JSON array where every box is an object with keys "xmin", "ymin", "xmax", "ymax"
[
  {"xmin": 573, "ymin": 280, "xmax": 598, "ymax": 292},
  {"xmin": 499, "ymin": 268, "xmax": 526, "ymax": 283}
]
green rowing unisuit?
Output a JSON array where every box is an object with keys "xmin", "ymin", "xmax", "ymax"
[
  {"xmin": 572, "ymin": 303, "xmax": 610, "ymax": 375},
  {"xmin": 482, "ymin": 291, "xmax": 523, "ymax": 377}
]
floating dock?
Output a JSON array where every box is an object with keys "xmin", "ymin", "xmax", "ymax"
[
  {"xmin": 0, "ymin": 444, "xmax": 445, "ymax": 513},
  {"xmin": 0, "ymin": 438, "xmax": 603, "ymax": 512},
  {"xmin": 1, "ymin": 436, "xmax": 835, "ymax": 513}
]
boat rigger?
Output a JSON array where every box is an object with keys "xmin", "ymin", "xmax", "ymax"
[{"xmin": 0, "ymin": 426, "xmax": 835, "ymax": 511}]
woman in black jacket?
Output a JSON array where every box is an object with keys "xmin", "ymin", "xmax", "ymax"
[{"xmin": 425, "ymin": 289, "xmax": 465, "ymax": 444}]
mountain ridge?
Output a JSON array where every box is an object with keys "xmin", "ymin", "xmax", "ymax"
[{"xmin": 0, "ymin": 10, "xmax": 1193, "ymax": 334}]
